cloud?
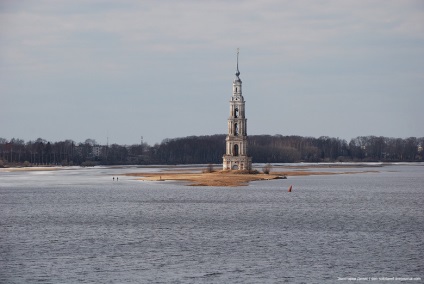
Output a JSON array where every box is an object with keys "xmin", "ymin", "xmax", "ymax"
[
  {"xmin": 1, "ymin": 0, "xmax": 423, "ymax": 144},
  {"xmin": 2, "ymin": 1, "xmax": 423, "ymax": 65}
]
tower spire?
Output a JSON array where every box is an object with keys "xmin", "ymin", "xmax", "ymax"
[{"xmin": 235, "ymin": 48, "xmax": 240, "ymax": 77}]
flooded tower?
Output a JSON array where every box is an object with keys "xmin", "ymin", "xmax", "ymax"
[{"xmin": 223, "ymin": 49, "xmax": 252, "ymax": 170}]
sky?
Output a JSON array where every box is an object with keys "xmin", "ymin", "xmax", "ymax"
[{"xmin": 1, "ymin": 0, "xmax": 423, "ymax": 146}]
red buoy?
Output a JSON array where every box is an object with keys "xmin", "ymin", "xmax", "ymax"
[{"xmin": 288, "ymin": 185, "xmax": 292, "ymax": 192}]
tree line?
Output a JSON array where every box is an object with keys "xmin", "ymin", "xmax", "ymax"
[{"xmin": 0, "ymin": 135, "xmax": 422, "ymax": 167}]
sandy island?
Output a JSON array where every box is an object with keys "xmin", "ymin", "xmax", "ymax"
[{"xmin": 125, "ymin": 167, "xmax": 379, "ymax": 187}]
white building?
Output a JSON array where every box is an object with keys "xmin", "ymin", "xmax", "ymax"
[{"xmin": 222, "ymin": 50, "xmax": 252, "ymax": 170}]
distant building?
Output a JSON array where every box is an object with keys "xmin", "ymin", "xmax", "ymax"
[
  {"xmin": 222, "ymin": 50, "xmax": 252, "ymax": 170},
  {"xmin": 92, "ymin": 146, "xmax": 102, "ymax": 157}
]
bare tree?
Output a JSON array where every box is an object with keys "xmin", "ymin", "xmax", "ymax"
[
  {"xmin": 262, "ymin": 163, "xmax": 272, "ymax": 174},
  {"xmin": 204, "ymin": 164, "xmax": 214, "ymax": 173}
]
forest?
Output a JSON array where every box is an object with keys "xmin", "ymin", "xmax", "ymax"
[{"xmin": 0, "ymin": 135, "xmax": 422, "ymax": 167}]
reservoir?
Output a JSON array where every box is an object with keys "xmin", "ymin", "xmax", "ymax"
[{"xmin": 1, "ymin": 164, "xmax": 423, "ymax": 283}]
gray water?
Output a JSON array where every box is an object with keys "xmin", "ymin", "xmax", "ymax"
[{"xmin": 1, "ymin": 164, "xmax": 423, "ymax": 283}]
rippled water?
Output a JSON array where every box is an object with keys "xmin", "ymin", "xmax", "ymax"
[{"xmin": 1, "ymin": 164, "xmax": 423, "ymax": 283}]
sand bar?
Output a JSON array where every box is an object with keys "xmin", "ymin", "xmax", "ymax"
[{"xmin": 126, "ymin": 169, "xmax": 378, "ymax": 187}]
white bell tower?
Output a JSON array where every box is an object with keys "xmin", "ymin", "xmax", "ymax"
[{"xmin": 223, "ymin": 49, "xmax": 252, "ymax": 170}]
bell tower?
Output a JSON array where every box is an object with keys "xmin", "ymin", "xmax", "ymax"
[{"xmin": 223, "ymin": 49, "xmax": 252, "ymax": 171}]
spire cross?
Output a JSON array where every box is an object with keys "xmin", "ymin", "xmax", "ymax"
[{"xmin": 236, "ymin": 48, "xmax": 240, "ymax": 77}]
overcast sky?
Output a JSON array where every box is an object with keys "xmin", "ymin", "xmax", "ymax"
[{"xmin": 1, "ymin": 0, "xmax": 423, "ymax": 145}]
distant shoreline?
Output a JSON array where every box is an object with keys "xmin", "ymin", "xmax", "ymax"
[
  {"xmin": 0, "ymin": 166, "xmax": 63, "ymax": 172},
  {"xmin": 1, "ymin": 161, "xmax": 421, "ymax": 173},
  {"xmin": 3, "ymin": 162, "xmax": 421, "ymax": 187}
]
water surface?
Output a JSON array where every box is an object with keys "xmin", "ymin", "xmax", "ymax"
[{"xmin": 1, "ymin": 164, "xmax": 423, "ymax": 283}]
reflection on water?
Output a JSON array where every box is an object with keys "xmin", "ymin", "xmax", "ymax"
[{"xmin": 1, "ymin": 164, "xmax": 423, "ymax": 283}]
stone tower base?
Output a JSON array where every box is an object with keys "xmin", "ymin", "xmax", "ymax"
[{"xmin": 223, "ymin": 155, "xmax": 252, "ymax": 171}]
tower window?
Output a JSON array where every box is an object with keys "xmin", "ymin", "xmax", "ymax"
[
  {"xmin": 234, "ymin": 108, "xmax": 239, "ymax": 118},
  {"xmin": 234, "ymin": 123, "xmax": 239, "ymax": 136},
  {"xmin": 234, "ymin": 144, "xmax": 239, "ymax": 156}
]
